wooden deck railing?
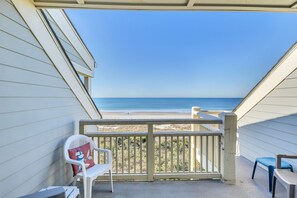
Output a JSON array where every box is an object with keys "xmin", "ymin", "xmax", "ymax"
[{"xmin": 79, "ymin": 109, "xmax": 237, "ymax": 183}]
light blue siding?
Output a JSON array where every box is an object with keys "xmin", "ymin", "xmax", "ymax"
[
  {"xmin": 0, "ymin": 1, "xmax": 90, "ymax": 197},
  {"xmin": 238, "ymin": 68, "xmax": 297, "ymax": 171}
]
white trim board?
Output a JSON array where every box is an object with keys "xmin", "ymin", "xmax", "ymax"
[
  {"xmin": 72, "ymin": 61, "xmax": 93, "ymax": 77},
  {"xmin": 234, "ymin": 43, "xmax": 297, "ymax": 120},
  {"xmin": 47, "ymin": 9, "xmax": 95, "ymax": 72},
  {"xmin": 32, "ymin": 1, "xmax": 297, "ymax": 12},
  {"xmin": 12, "ymin": 0, "xmax": 101, "ymax": 119}
]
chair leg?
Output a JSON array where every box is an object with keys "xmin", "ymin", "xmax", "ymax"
[
  {"xmin": 272, "ymin": 176, "xmax": 276, "ymax": 198},
  {"xmin": 268, "ymin": 166, "xmax": 274, "ymax": 192},
  {"xmin": 86, "ymin": 178, "xmax": 93, "ymax": 198},
  {"xmin": 109, "ymin": 169, "xmax": 113, "ymax": 192},
  {"xmin": 288, "ymin": 185, "xmax": 295, "ymax": 198},
  {"xmin": 73, "ymin": 176, "xmax": 77, "ymax": 186},
  {"xmin": 83, "ymin": 177, "xmax": 88, "ymax": 198},
  {"xmin": 252, "ymin": 161, "xmax": 257, "ymax": 179}
]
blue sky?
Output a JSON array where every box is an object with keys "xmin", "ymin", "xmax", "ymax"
[{"xmin": 66, "ymin": 10, "xmax": 297, "ymax": 98}]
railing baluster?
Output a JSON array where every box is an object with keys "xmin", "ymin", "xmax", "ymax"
[
  {"xmin": 159, "ymin": 136, "xmax": 161, "ymax": 173},
  {"xmin": 212, "ymin": 136, "xmax": 215, "ymax": 173},
  {"xmin": 104, "ymin": 137, "xmax": 106, "ymax": 163},
  {"xmin": 134, "ymin": 136, "xmax": 136, "ymax": 174},
  {"xmin": 110, "ymin": 137, "xmax": 113, "ymax": 172},
  {"xmin": 140, "ymin": 136, "xmax": 143, "ymax": 174},
  {"xmin": 116, "ymin": 137, "xmax": 118, "ymax": 174},
  {"xmin": 91, "ymin": 137, "xmax": 95, "ymax": 161},
  {"xmin": 218, "ymin": 135, "xmax": 221, "ymax": 173},
  {"xmin": 122, "ymin": 136, "xmax": 124, "ymax": 174},
  {"xmin": 200, "ymin": 136, "xmax": 203, "ymax": 172},
  {"xmin": 165, "ymin": 136, "xmax": 168, "ymax": 173},
  {"xmin": 188, "ymin": 136, "xmax": 191, "ymax": 172},
  {"xmin": 182, "ymin": 136, "xmax": 185, "ymax": 172},
  {"xmin": 147, "ymin": 124, "xmax": 154, "ymax": 181},
  {"xmin": 194, "ymin": 135, "xmax": 197, "ymax": 173},
  {"xmin": 206, "ymin": 136, "xmax": 209, "ymax": 173},
  {"xmin": 177, "ymin": 136, "xmax": 179, "ymax": 172},
  {"xmin": 128, "ymin": 136, "xmax": 131, "ymax": 174},
  {"xmin": 98, "ymin": 137, "xmax": 101, "ymax": 164},
  {"xmin": 171, "ymin": 135, "xmax": 173, "ymax": 173}
]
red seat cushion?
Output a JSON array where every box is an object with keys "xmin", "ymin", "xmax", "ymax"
[{"xmin": 68, "ymin": 142, "xmax": 95, "ymax": 176}]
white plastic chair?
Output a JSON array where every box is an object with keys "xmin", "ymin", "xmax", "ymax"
[{"xmin": 64, "ymin": 134, "xmax": 113, "ymax": 198}]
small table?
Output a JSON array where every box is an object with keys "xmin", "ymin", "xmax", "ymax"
[
  {"xmin": 41, "ymin": 186, "xmax": 80, "ymax": 198},
  {"xmin": 251, "ymin": 157, "xmax": 293, "ymax": 192}
]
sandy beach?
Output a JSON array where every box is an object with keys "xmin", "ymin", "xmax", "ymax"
[
  {"xmin": 101, "ymin": 111, "xmax": 191, "ymax": 119},
  {"xmin": 99, "ymin": 111, "xmax": 192, "ymax": 132}
]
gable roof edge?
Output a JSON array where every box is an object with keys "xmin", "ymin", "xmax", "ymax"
[
  {"xmin": 234, "ymin": 42, "xmax": 297, "ymax": 120},
  {"xmin": 47, "ymin": 9, "xmax": 96, "ymax": 72},
  {"xmin": 12, "ymin": 0, "xmax": 102, "ymax": 120}
]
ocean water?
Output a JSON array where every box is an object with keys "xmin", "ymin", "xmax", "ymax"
[{"xmin": 93, "ymin": 98, "xmax": 242, "ymax": 112}]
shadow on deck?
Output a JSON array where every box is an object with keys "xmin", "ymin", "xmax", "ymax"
[{"xmin": 78, "ymin": 156, "xmax": 287, "ymax": 198}]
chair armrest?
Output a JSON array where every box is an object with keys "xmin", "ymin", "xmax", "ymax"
[
  {"xmin": 94, "ymin": 147, "xmax": 112, "ymax": 164},
  {"xmin": 276, "ymin": 154, "xmax": 297, "ymax": 168},
  {"xmin": 65, "ymin": 158, "xmax": 87, "ymax": 176},
  {"xmin": 65, "ymin": 158, "xmax": 84, "ymax": 166}
]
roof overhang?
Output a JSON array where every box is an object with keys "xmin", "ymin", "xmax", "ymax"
[
  {"xmin": 234, "ymin": 42, "xmax": 297, "ymax": 120},
  {"xmin": 33, "ymin": 0, "xmax": 297, "ymax": 12},
  {"xmin": 46, "ymin": 9, "xmax": 96, "ymax": 76},
  {"xmin": 12, "ymin": 0, "xmax": 102, "ymax": 118}
]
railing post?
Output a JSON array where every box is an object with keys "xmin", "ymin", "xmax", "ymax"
[
  {"xmin": 79, "ymin": 121, "xmax": 85, "ymax": 135},
  {"xmin": 191, "ymin": 107, "xmax": 200, "ymax": 172},
  {"xmin": 191, "ymin": 106, "xmax": 200, "ymax": 131},
  {"xmin": 219, "ymin": 112, "xmax": 237, "ymax": 184},
  {"xmin": 147, "ymin": 124, "xmax": 154, "ymax": 181}
]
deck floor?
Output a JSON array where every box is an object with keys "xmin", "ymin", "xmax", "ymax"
[{"xmin": 78, "ymin": 156, "xmax": 287, "ymax": 198}]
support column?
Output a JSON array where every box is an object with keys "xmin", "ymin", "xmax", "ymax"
[
  {"xmin": 219, "ymin": 112, "xmax": 237, "ymax": 184},
  {"xmin": 191, "ymin": 106, "xmax": 200, "ymax": 131}
]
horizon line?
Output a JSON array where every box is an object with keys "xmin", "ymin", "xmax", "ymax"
[{"xmin": 92, "ymin": 97, "xmax": 243, "ymax": 99}]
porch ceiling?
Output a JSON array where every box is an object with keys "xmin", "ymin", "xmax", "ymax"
[{"xmin": 33, "ymin": 0, "xmax": 297, "ymax": 12}]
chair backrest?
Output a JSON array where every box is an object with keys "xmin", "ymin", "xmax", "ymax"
[{"xmin": 64, "ymin": 134, "xmax": 96, "ymax": 160}]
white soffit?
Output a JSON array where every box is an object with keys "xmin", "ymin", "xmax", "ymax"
[
  {"xmin": 33, "ymin": 0, "xmax": 297, "ymax": 12},
  {"xmin": 234, "ymin": 43, "xmax": 297, "ymax": 120},
  {"xmin": 47, "ymin": 9, "xmax": 95, "ymax": 72}
]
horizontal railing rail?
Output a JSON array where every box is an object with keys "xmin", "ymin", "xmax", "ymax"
[
  {"xmin": 85, "ymin": 131, "xmax": 148, "ymax": 137},
  {"xmin": 153, "ymin": 131, "xmax": 222, "ymax": 136},
  {"xmin": 198, "ymin": 112, "xmax": 219, "ymax": 120},
  {"xmin": 86, "ymin": 131, "xmax": 222, "ymax": 137},
  {"xmin": 79, "ymin": 118, "xmax": 223, "ymax": 125},
  {"xmin": 200, "ymin": 124, "xmax": 220, "ymax": 132},
  {"xmin": 198, "ymin": 112, "xmax": 221, "ymax": 132}
]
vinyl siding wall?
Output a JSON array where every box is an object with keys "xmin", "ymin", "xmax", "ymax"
[
  {"xmin": 238, "ymin": 68, "xmax": 297, "ymax": 170},
  {"xmin": 0, "ymin": 0, "xmax": 90, "ymax": 197}
]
